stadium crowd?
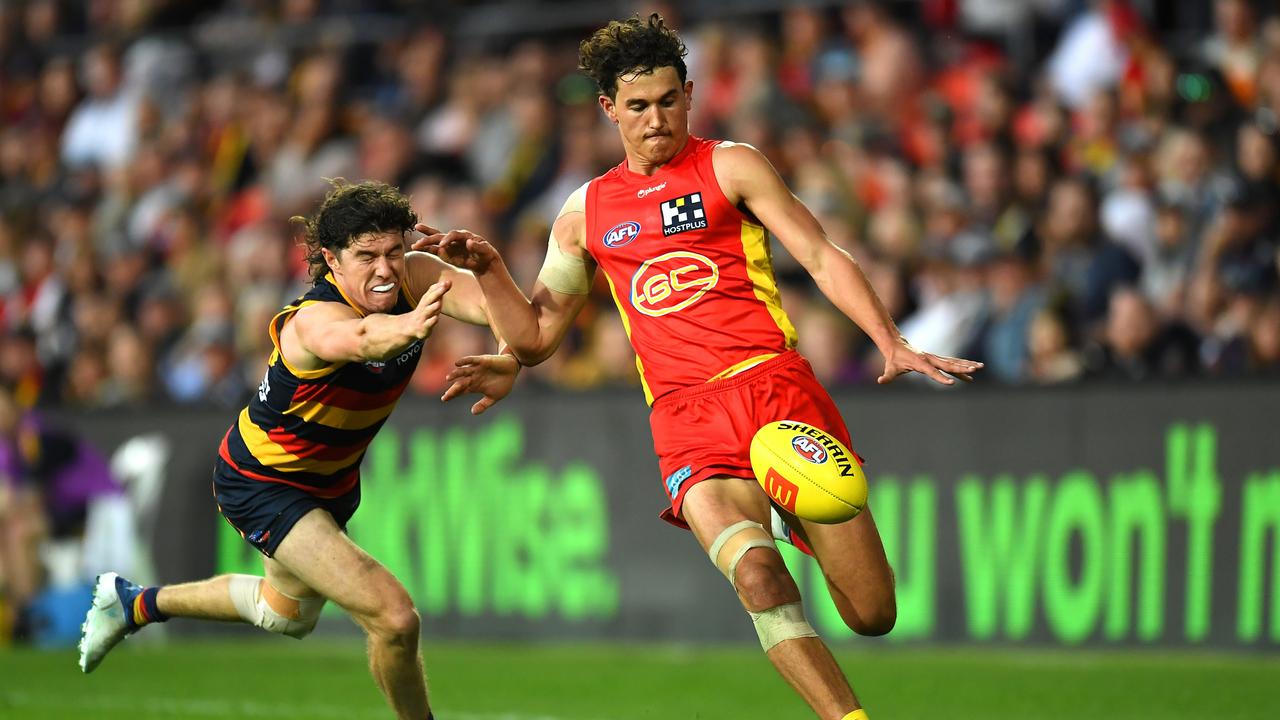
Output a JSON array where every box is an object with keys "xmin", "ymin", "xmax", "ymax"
[{"xmin": 0, "ymin": 0, "xmax": 1277, "ymax": 419}]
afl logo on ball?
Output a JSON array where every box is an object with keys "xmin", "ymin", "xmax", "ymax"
[
  {"xmin": 791, "ymin": 435, "xmax": 828, "ymax": 464},
  {"xmin": 603, "ymin": 221, "xmax": 641, "ymax": 248}
]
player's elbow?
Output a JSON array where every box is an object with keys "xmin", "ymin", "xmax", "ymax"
[{"xmin": 511, "ymin": 344, "xmax": 550, "ymax": 367}]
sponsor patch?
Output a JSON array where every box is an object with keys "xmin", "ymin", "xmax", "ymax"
[
  {"xmin": 660, "ymin": 193, "xmax": 708, "ymax": 236},
  {"xmin": 665, "ymin": 465, "xmax": 693, "ymax": 499},
  {"xmin": 603, "ymin": 221, "xmax": 642, "ymax": 248}
]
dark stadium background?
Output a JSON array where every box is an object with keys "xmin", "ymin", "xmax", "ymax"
[{"xmin": 1, "ymin": 1, "xmax": 1277, "ymax": 718}]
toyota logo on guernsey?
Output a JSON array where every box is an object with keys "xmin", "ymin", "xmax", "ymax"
[
  {"xmin": 603, "ymin": 221, "xmax": 641, "ymax": 248},
  {"xmin": 630, "ymin": 251, "xmax": 719, "ymax": 317}
]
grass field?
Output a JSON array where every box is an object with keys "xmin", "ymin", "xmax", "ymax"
[{"xmin": 1, "ymin": 639, "xmax": 1274, "ymax": 719}]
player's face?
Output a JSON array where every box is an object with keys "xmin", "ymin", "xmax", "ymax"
[
  {"xmin": 602, "ymin": 66, "xmax": 693, "ymax": 168},
  {"xmin": 325, "ymin": 231, "xmax": 407, "ymax": 315}
]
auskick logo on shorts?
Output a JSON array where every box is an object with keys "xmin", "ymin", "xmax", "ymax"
[
  {"xmin": 630, "ymin": 251, "xmax": 719, "ymax": 317},
  {"xmin": 659, "ymin": 193, "xmax": 707, "ymax": 236},
  {"xmin": 603, "ymin": 221, "xmax": 641, "ymax": 248},
  {"xmin": 666, "ymin": 465, "xmax": 692, "ymax": 499}
]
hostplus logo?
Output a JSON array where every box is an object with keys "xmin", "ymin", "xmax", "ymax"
[{"xmin": 659, "ymin": 193, "xmax": 707, "ymax": 236}]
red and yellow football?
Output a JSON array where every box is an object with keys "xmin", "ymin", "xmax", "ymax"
[{"xmin": 749, "ymin": 420, "xmax": 867, "ymax": 524}]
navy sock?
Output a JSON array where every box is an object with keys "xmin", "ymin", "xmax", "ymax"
[{"xmin": 136, "ymin": 586, "xmax": 169, "ymax": 625}]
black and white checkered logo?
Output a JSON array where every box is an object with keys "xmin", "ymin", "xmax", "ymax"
[{"xmin": 659, "ymin": 193, "xmax": 708, "ymax": 237}]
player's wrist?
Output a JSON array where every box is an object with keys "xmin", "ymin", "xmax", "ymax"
[{"xmin": 499, "ymin": 347, "xmax": 523, "ymax": 372}]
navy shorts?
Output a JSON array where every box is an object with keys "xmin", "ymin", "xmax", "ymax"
[{"xmin": 211, "ymin": 456, "xmax": 360, "ymax": 558}]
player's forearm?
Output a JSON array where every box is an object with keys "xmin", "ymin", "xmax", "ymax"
[
  {"xmin": 475, "ymin": 266, "xmax": 548, "ymax": 363},
  {"xmin": 810, "ymin": 245, "xmax": 904, "ymax": 355},
  {"xmin": 353, "ymin": 313, "xmax": 424, "ymax": 361}
]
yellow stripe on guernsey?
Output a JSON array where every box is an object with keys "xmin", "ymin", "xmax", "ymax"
[
  {"xmin": 739, "ymin": 220, "xmax": 798, "ymax": 346},
  {"xmin": 236, "ymin": 409, "xmax": 365, "ymax": 473},
  {"xmin": 707, "ymin": 353, "xmax": 779, "ymax": 382},
  {"xmin": 603, "ymin": 271, "xmax": 655, "ymax": 405},
  {"xmin": 268, "ymin": 301, "xmax": 336, "ymax": 380},
  {"xmin": 282, "ymin": 398, "xmax": 396, "ymax": 430}
]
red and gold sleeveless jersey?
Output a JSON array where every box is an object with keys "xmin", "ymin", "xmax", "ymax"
[{"xmin": 584, "ymin": 135, "xmax": 797, "ymax": 404}]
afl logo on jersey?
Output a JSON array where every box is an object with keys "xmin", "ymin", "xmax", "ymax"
[
  {"xmin": 603, "ymin": 221, "xmax": 641, "ymax": 248},
  {"xmin": 630, "ymin": 251, "xmax": 719, "ymax": 317}
]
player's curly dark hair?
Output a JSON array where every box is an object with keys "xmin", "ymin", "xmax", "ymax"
[
  {"xmin": 579, "ymin": 13, "xmax": 688, "ymax": 99},
  {"xmin": 292, "ymin": 179, "xmax": 417, "ymax": 283}
]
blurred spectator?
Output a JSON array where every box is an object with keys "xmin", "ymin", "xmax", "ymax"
[
  {"xmin": 60, "ymin": 42, "xmax": 139, "ymax": 170},
  {"xmin": 1085, "ymin": 286, "xmax": 1201, "ymax": 380},
  {"xmin": 0, "ymin": 383, "xmax": 126, "ymax": 643},
  {"xmin": 0, "ymin": 0, "xmax": 1274, "ymax": 408},
  {"xmin": 1027, "ymin": 306, "xmax": 1085, "ymax": 383}
]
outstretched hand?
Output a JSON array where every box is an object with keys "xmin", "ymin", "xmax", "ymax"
[
  {"xmin": 412, "ymin": 223, "xmax": 499, "ymax": 274},
  {"xmin": 408, "ymin": 279, "xmax": 450, "ymax": 340},
  {"xmin": 878, "ymin": 339, "xmax": 983, "ymax": 386},
  {"xmin": 441, "ymin": 353, "xmax": 521, "ymax": 415}
]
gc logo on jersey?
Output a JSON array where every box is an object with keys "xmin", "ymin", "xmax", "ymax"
[
  {"xmin": 660, "ymin": 193, "xmax": 707, "ymax": 236},
  {"xmin": 603, "ymin": 221, "xmax": 641, "ymax": 248},
  {"xmin": 630, "ymin": 251, "xmax": 719, "ymax": 317}
]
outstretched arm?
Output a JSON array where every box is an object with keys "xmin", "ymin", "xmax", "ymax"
[
  {"xmin": 412, "ymin": 188, "xmax": 595, "ymax": 366},
  {"xmin": 714, "ymin": 143, "xmax": 982, "ymax": 385},
  {"xmin": 280, "ymin": 280, "xmax": 451, "ymax": 370}
]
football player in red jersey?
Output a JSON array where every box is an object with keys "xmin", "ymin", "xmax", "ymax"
[{"xmin": 424, "ymin": 15, "xmax": 982, "ymax": 719}]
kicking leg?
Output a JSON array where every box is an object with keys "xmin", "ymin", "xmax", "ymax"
[
  {"xmin": 682, "ymin": 476, "xmax": 862, "ymax": 720},
  {"xmin": 796, "ymin": 506, "xmax": 897, "ymax": 637},
  {"xmin": 270, "ymin": 508, "xmax": 429, "ymax": 720}
]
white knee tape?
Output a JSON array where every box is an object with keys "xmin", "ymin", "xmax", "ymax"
[
  {"xmin": 228, "ymin": 574, "xmax": 325, "ymax": 639},
  {"xmin": 707, "ymin": 520, "xmax": 777, "ymax": 586},
  {"xmin": 749, "ymin": 601, "xmax": 819, "ymax": 652}
]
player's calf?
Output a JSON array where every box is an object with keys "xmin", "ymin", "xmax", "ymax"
[{"xmin": 227, "ymin": 574, "xmax": 324, "ymax": 638}]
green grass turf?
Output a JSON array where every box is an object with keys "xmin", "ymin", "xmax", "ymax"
[{"xmin": 0, "ymin": 638, "xmax": 1274, "ymax": 719}]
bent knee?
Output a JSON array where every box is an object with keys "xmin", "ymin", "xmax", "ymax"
[
  {"xmin": 365, "ymin": 598, "xmax": 420, "ymax": 644},
  {"xmin": 732, "ymin": 550, "xmax": 800, "ymax": 611},
  {"xmin": 844, "ymin": 597, "xmax": 896, "ymax": 637}
]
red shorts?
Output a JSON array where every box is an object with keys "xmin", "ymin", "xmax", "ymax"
[{"xmin": 649, "ymin": 350, "xmax": 857, "ymax": 528}]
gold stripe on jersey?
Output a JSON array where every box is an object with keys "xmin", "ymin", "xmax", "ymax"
[
  {"xmin": 707, "ymin": 353, "xmax": 780, "ymax": 382},
  {"xmin": 739, "ymin": 220, "xmax": 798, "ymax": 347},
  {"xmin": 602, "ymin": 270, "xmax": 655, "ymax": 405},
  {"xmin": 268, "ymin": 300, "xmax": 338, "ymax": 380},
  {"xmin": 236, "ymin": 409, "xmax": 365, "ymax": 474},
  {"xmin": 282, "ymin": 398, "xmax": 396, "ymax": 430}
]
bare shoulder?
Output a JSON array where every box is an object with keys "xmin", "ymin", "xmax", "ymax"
[
  {"xmin": 290, "ymin": 300, "xmax": 359, "ymax": 334},
  {"xmin": 712, "ymin": 140, "xmax": 767, "ymax": 167},
  {"xmin": 552, "ymin": 182, "xmax": 590, "ymax": 255},
  {"xmin": 405, "ymin": 250, "xmax": 448, "ymax": 301},
  {"xmin": 712, "ymin": 141, "xmax": 777, "ymax": 205},
  {"xmin": 557, "ymin": 181, "xmax": 590, "ymax": 217}
]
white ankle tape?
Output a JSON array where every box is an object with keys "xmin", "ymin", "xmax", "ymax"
[{"xmin": 749, "ymin": 601, "xmax": 819, "ymax": 651}]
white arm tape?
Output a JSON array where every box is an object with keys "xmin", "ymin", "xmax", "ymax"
[
  {"xmin": 537, "ymin": 228, "xmax": 591, "ymax": 295},
  {"xmin": 536, "ymin": 182, "xmax": 591, "ymax": 296}
]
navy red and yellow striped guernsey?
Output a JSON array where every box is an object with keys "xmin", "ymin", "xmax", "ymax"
[{"xmin": 219, "ymin": 273, "xmax": 424, "ymax": 498}]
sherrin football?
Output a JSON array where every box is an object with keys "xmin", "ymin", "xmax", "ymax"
[{"xmin": 750, "ymin": 420, "xmax": 867, "ymax": 524}]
